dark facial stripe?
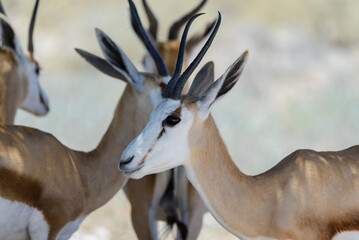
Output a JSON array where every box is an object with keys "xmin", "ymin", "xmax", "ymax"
[
  {"xmin": 140, "ymin": 129, "xmax": 165, "ymax": 164},
  {"xmin": 173, "ymin": 106, "xmax": 182, "ymax": 116}
]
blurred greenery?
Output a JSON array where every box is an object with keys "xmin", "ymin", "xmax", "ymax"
[{"xmin": 3, "ymin": 0, "xmax": 359, "ymax": 239}]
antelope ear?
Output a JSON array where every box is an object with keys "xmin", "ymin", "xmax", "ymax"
[
  {"xmin": 0, "ymin": 17, "xmax": 16, "ymax": 51},
  {"xmin": 198, "ymin": 51, "xmax": 248, "ymax": 115},
  {"xmin": 187, "ymin": 61, "xmax": 214, "ymax": 97},
  {"xmin": 95, "ymin": 28, "xmax": 144, "ymax": 91},
  {"xmin": 75, "ymin": 48, "xmax": 127, "ymax": 81}
]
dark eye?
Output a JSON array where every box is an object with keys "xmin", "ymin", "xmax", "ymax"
[
  {"xmin": 35, "ymin": 66, "xmax": 40, "ymax": 75},
  {"xmin": 162, "ymin": 115, "xmax": 181, "ymax": 127}
]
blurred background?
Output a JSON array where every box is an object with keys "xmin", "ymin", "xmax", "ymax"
[{"xmin": 4, "ymin": 0, "xmax": 359, "ymax": 239}]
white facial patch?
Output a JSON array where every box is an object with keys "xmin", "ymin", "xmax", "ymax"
[
  {"xmin": 121, "ymin": 99, "xmax": 193, "ymax": 178},
  {"xmin": 150, "ymin": 87, "xmax": 163, "ymax": 108},
  {"xmin": 20, "ymin": 62, "xmax": 49, "ymax": 116},
  {"xmin": 162, "ymin": 76, "xmax": 171, "ymax": 85},
  {"xmin": 143, "ymin": 53, "xmax": 155, "ymax": 73},
  {"xmin": 0, "ymin": 197, "xmax": 49, "ymax": 240}
]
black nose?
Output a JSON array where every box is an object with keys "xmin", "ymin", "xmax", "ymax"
[{"xmin": 119, "ymin": 156, "xmax": 134, "ymax": 170}]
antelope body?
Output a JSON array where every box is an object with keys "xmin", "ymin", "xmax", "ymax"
[
  {"xmin": 0, "ymin": 0, "xmax": 49, "ymax": 124},
  {"xmin": 120, "ymin": 11, "xmax": 359, "ymax": 240}
]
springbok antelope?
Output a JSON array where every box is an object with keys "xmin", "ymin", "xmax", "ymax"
[
  {"xmin": 126, "ymin": 0, "xmax": 214, "ymax": 239},
  {"xmin": 0, "ymin": 0, "xmax": 219, "ymax": 239},
  {"xmin": 120, "ymin": 14, "xmax": 359, "ymax": 240},
  {"xmin": 0, "ymin": 0, "xmax": 49, "ymax": 124}
]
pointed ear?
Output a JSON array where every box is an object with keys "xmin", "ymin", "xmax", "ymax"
[
  {"xmin": 187, "ymin": 61, "xmax": 214, "ymax": 97},
  {"xmin": 75, "ymin": 48, "xmax": 127, "ymax": 81},
  {"xmin": 198, "ymin": 51, "xmax": 248, "ymax": 112},
  {"xmin": 0, "ymin": 17, "xmax": 16, "ymax": 51},
  {"xmin": 95, "ymin": 28, "xmax": 144, "ymax": 91}
]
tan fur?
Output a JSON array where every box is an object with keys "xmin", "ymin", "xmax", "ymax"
[
  {"xmin": 125, "ymin": 41, "xmax": 207, "ymax": 240},
  {"xmin": 184, "ymin": 107, "xmax": 359, "ymax": 240},
  {"xmin": 157, "ymin": 41, "xmax": 188, "ymax": 75},
  {"xmin": 0, "ymin": 48, "xmax": 28, "ymax": 124},
  {"xmin": 0, "ymin": 75, "xmax": 166, "ymax": 239}
]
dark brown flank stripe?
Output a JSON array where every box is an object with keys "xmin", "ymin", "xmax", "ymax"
[{"xmin": 0, "ymin": 167, "xmax": 43, "ymax": 206}]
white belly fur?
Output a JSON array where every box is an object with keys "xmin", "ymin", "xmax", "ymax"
[
  {"xmin": 0, "ymin": 197, "xmax": 87, "ymax": 240},
  {"xmin": 334, "ymin": 232, "xmax": 359, "ymax": 240},
  {"xmin": 0, "ymin": 197, "xmax": 49, "ymax": 240}
]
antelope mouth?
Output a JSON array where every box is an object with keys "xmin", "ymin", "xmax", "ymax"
[{"xmin": 121, "ymin": 164, "xmax": 144, "ymax": 176}]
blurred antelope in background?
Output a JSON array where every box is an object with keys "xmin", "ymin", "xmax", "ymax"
[
  {"xmin": 0, "ymin": 0, "xmax": 49, "ymax": 124},
  {"xmin": 0, "ymin": 0, "xmax": 217, "ymax": 238},
  {"xmin": 120, "ymin": 22, "xmax": 359, "ymax": 240},
  {"xmin": 125, "ymin": 0, "xmax": 215, "ymax": 239}
]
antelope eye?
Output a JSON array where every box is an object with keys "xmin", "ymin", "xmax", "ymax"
[
  {"xmin": 35, "ymin": 66, "xmax": 40, "ymax": 75},
  {"xmin": 162, "ymin": 115, "xmax": 181, "ymax": 127}
]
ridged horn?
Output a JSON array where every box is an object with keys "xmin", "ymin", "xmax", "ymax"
[
  {"xmin": 163, "ymin": 12, "xmax": 221, "ymax": 99},
  {"xmin": 28, "ymin": 0, "xmax": 40, "ymax": 54},
  {"xmin": 129, "ymin": 0, "xmax": 169, "ymax": 77},
  {"xmin": 162, "ymin": 13, "xmax": 203, "ymax": 98}
]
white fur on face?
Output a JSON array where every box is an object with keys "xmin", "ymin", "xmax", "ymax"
[
  {"xmin": 150, "ymin": 86, "xmax": 162, "ymax": 108},
  {"xmin": 143, "ymin": 53, "xmax": 155, "ymax": 73},
  {"xmin": 120, "ymin": 99, "xmax": 193, "ymax": 179},
  {"xmin": 20, "ymin": 61, "xmax": 49, "ymax": 116}
]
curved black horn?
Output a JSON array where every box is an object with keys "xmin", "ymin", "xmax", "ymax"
[
  {"xmin": 129, "ymin": 0, "xmax": 169, "ymax": 77},
  {"xmin": 168, "ymin": 0, "xmax": 207, "ymax": 40},
  {"xmin": 169, "ymin": 12, "xmax": 221, "ymax": 100},
  {"xmin": 162, "ymin": 13, "xmax": 203, "ymax": 98},
  {"xmin": 186, "ymin": 19, "xmax": 216, "ymax": 53},
  {"xmin": 142, "ymin": 0, "xmax": 158, "ymax": 40},
  {"xmin": 28, "ymin": 0, "xmax": 40, "ymax": 54},
  {"xmin": 0, "ymin": 1, "xmax": 7, "ymax": 16}
]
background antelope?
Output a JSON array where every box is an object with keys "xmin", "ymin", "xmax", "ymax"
[
  {"xmin": 125, "ymin": 0, "xmax": 215, "ymax": 239},
  {"xmin": 120, "ymin": 19, "xmax": 359, "ymax": 240},
  {"xmin": 0, "ymin": 0, "xmax": 49, "ymax": 124},
  {"xmin": 0, "ymin": 0, "xmax": 200, "ymax": 237}
]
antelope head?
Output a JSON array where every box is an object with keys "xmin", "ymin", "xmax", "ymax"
[
  {"xmin": 76, "ymin": 0, "xmax": 186, "ymax": 131},
  {"xmin": 119, "ymin": 9, "xmax": 249, "ymax": 179},
  {"xmin": 131, "ymin": 0, "xmax": 215, "ymax": 75},
  {"xmin": 0, "ymin": 0, "xmax": 49, "ymax": 124}
]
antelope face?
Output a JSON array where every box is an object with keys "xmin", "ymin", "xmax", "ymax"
[
  {"xmin": 0, "ymin": 0, "xmax": 49, "ymax": 117},
  {"xmin": 20, "ymin": 54, "xmax": 49, "ymax": 116},
  {"xmin": 118, "ymin": 0, "xmax": 224, "ymax": 178},
  {"xmin": 120, "ymin": 51, "xmax": 249, "ymax": 179},
  {"xmin": 79, "ymin": 0, "xmax": 224, "ymax": 178},
  {"xmin": 119, "ymin": 98, "xmax": 195, "ymax": 178}
]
